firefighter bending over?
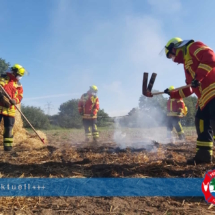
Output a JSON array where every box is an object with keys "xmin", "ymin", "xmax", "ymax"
[
  {"xmin": 166, "ymin": 86, "xmax": 187, "ymax": 141},
  {"xmin": 163, "ymin": 37, "xmax": 215, "ymax": 164},
  {"xmin": 0, "ymin": 64, "xmax": 26, "ymax": 151},
  {"xmin": 78, "ymin": 85, "xmax": 99, "ymax": 142}
]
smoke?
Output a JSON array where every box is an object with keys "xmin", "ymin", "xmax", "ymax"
[{"xmin": 112, "ymin": 97, "xmax": 172, "ymax": 151}]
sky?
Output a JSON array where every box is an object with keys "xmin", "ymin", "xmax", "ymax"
[{"xmin": 0, "ymin": 0, "xmax": 214, "ymax": 116}]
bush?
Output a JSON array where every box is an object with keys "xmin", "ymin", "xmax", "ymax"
[{"xmin": 21, "ymin": 105, "xmax": 50, "ymax": 129}]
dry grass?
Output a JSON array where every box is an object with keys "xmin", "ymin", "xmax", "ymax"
[
  {"xmin": 0, "ymin": 104, "xmax": 47, "ymax": 150},
  {"xmin": 0, "ymin": 116, "xmax": 213, "ymax": 214}
]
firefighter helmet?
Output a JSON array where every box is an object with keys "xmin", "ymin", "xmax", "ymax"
[
  {"xmin": 90, "ymin": 85, "xmax": 98, "ymax": 92},
  {"xmin": 168, "ymin": 86, "xmax": 175, "ymax": 91},
  {"xmin": 165, "ymin": 37, "xmax": 182, "ymax": 58},
  {"xmin": 165, "ymin": 37, "xmax": 194, "ymax": 58},
  {"xmin": 11, "ymin": 64, "xmax": 26, "ymax": 76}
]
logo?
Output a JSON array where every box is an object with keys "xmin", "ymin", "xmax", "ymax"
[{"xmin": 202, "ymin": 170, "xmax": 215, "ymax": 204}]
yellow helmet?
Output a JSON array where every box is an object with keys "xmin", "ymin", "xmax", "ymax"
[
  {"xmin": 165, "ymin": 37, "xmax": 194, "ymax": 58},
  {"xmin": 11, "ymin": 64, "xmax": 26, "ymax": 76},
  {"xmin": 165, "ymin": 37, "xmax": 183, "ymax": 58},
  {"xmin": 168, "ymin": 86, "xmax": 175, "ymax": 91},
  {"xmin": 90, "ymin": 85, "xmax": 98, "ymax": 92}
]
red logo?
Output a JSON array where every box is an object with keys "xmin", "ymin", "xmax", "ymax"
[{"xmin": 202, "ymin": 170, "xmax": 215, "ymax": 204}]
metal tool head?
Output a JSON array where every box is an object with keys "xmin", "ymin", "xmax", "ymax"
[{"xmin": 142, "ymin": 72, "xmax": 157, "ymax": 97}]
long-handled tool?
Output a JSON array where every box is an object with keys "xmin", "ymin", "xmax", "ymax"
[
  {"xmin": 151, "ymin": 84, "xmax": 191, "ymax": 96},
  {"xmin": 142, "ymin": 72, "xmax": 191, "ymax": 97},
  {"xmin": 97, "ymin": 115, "xmax": 129, "ymax": 119},
  {"xmin": 0, "ymin": 85, "xmax": 45, "ymax": 144}
]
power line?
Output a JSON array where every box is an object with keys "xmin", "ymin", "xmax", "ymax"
[{"xmin": 44, "ymin": 102, "xmax": 54, "ymax": 115}]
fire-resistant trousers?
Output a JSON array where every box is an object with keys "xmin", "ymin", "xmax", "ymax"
[
  {"xmin": 195, "ymin": 98, "xmax": 215, "ymax": 161},
  {"xmin": 83, "ymin": 119, "xmax": 99, "ymax": 140},
  {"xmin": 0, "ymin": 115, "xmax": 15, "ymax": 150},
  {"xmin": 167, "ymin": 116, "xmax": 184, "ymax": 136}
]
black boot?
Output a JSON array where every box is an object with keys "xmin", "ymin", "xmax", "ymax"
[
  {"xmin": 187, "ymin": 149, "xmax": 212, "ymax": 165},
  {"xmin": 85, "ymin": 137, "xmax": 90, "ymax": 142},
  {"xmin": 4, "ymin": 146, "xmax": 12, "ymax": 151},
  {"xmin": 93, "ymin": 137, "xmax": 99, "ymax": 143}
]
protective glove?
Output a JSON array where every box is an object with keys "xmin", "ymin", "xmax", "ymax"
[
  {"xmin": 91, "ymin": 113, "xmax": 95, "ymax": 117},
  {"xmin": 10, "ymin": 99, "xmax": 16, "ymax": 105},
  {"xmin": 191, "ymin": 79, "xmax": 200, "ymax": 88},
  {"xmin": 164, "ymin": 88, "xmax": 170, "ymax": 95},
  {"xmin": 1, "ymin": 95, "xmax": 11, "ymax": 108}
]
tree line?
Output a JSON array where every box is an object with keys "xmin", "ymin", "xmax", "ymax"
[{"xmin": 0, "ymin": 58, "xmax": 198, "ymax": 129}]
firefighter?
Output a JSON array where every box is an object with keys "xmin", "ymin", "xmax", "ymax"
[
  {"xmin": 166, "ymin": 86, "xmax": 187, "ymax": 141},
  {"xmin": 78, "ymin": 85, "xmax": 99, "ymax": 142},
  {"xmin": 0, "ymin": 64, "xmax": 26, "ymax": 151},
  {"xmin": 163, "ymin": 37, "xmax": 215, "ymax": 164}
]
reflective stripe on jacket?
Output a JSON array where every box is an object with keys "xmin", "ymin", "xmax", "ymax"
[
  {"xmin": 170, "ymin": 41, "xmax": 215, "ymax": 110},
  {"xmin": 167, "ymin": 98, "xmax": 186, "ymax": 117},
  {"xmin": 0, "ymin": 73, "xmax": 23, "ymax": 117}
]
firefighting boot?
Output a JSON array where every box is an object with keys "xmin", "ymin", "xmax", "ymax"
[
  {"xmin": 85, "ymin": 137, "xmax": 90, "ymax": 142},
  {"xmin": 187, "ymin": 149, "xmax": 212, "ymax": 165},
  {"xmin": 93, "ymin": 137, "xmax": 99, "ymax": 144},
  {"xmin": 4, "ymin": 146, "xmax": 12, "ymax": 151}
]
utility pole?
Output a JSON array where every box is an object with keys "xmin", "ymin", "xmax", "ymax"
[{"xmin": 44, "ymin": 102, "xmax": 53, "ymax": 116}]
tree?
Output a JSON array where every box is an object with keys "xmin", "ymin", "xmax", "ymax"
[
  {"xmin": 57, "ymin": 99, "xmax": 82, "ymax": 128},
  {"xmin": 21, "ymin": 105, "xmax": 50, "ymax": 129},
  {"xmin": 0, "ymin": 58, "xmax": 10, "ymax": 75},
  {"xmin": 97, "ymin": 109, "xmax": 112, "ymax": 127}
]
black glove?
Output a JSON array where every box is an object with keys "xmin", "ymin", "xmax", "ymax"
[
  {"xmin": 10, "ymin": 99, "xmax": 16, "ymax": 105},
  {"xmin": 191, "ymin": 79, "xmax": 200, "ymax": 88},
  {"xmin": 164, "ymin": 88, "xmax": 170, "ymax": 95},
  {"xmin": 91, "ymin": 113, "xmax": 95, "ymax": 117}
]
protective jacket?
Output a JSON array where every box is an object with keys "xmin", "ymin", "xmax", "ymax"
[
  {"xmin": 170, "ymin": 41, "xmax": 215, "ymax": 110},
  {"xmin": 78, "ymin": 91, "xmax": 99, "ymax": 119},
  {"xmin": 0, "ymin": 73, "xmax": 23, "ymax": 117},
  {"xmin": 167, "ymin": 98, "xmax": 187, "ymax": 117}
]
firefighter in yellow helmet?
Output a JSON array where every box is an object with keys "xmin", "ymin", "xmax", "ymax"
[
  {"xmin": 78, "ymin": 85, "xmax": 100, "ymax": 142},
  {"xmin": 163, "ymin": 37, "xmax": 215, "ymax": 164},
  {"xmin": 166, "ymin": 86, "xmax": 187, "ymax": 141},
  {"xmin": 0, "ymin": 64, "xmax": 26, "ymax": 151}
]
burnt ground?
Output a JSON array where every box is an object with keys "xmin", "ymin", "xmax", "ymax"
[{"xmin": 0, "ymin": 128, "xmax": 214, "ymax": 214}]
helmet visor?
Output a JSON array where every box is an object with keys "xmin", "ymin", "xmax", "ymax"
[{"xmin": 159, "ymin": 39, "xmax": 193, "ymax": 58}]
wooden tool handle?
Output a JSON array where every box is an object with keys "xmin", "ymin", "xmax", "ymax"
[{"xmin": 152, "ymin": 84, "xmax": 192, "ymax": 96}]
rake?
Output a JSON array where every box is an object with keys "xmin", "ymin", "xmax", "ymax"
[{"xmin": 142, "ymin": 72, "xmax": 191, "ymax": 97}]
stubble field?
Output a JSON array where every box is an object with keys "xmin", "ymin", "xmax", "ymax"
[{"xmin": 0, "ymin": 127, "xmax": 214, "ymax": 215}]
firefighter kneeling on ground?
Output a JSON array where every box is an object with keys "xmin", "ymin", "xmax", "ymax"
[
  {"xmin": 0, "ymin": 64, "xmax": 26, "ymax": 151},
  {"xmin": 166, "ymin": 86, "xmax": 187, "ymax": 141},
  {"xmin": 78, "ymin": 85, "xmax": 99, "ymax": 142}
]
